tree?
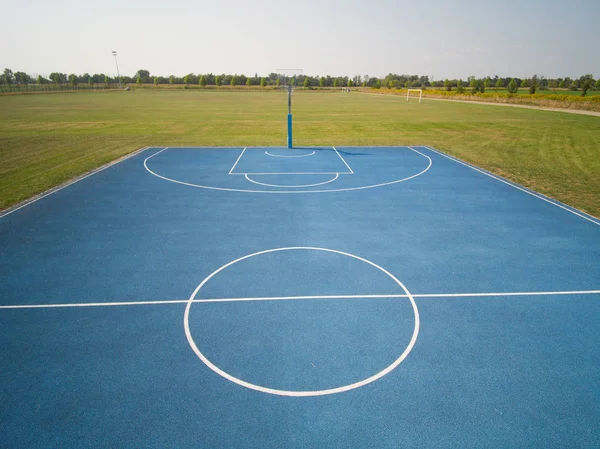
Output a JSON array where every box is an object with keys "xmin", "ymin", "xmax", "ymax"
[
  {"xmin": 484, "ymin": 77, "xmax": 491, "ymax": 88},
  {"xmin": 215, "ymin": 76, "xmax": 222, "ymax": 87},
  {"xmin": 137, "ymin": 75, "xmax": 142, "ymax": 86},
  {"xmin": 79, "ymin": 73, "xmax": 90, "ymax": 84},
  {"xmin": 348, "ymin": 79, "xmax": 353, "ymax": 88},
  {"xmin": 14, "ymin": 71, "xmax": 32, "ymax": 84},
  {"xmin": 374, "ymin": 79, "xmax": 381, "ymax": 89},
  {"xmin": 260, "ymin": 77, "xmax": 266, "ymax": 88},
  {"xmin": 520, "ymin": 79, "xmax": 529, "ymax": 88},
  {"xmin": 595, "ymin": 79, "xmax": 600, "ymax": 90},
  {"xmin": 470, "ymin": 78, "xmax": 484, "ymax": 94},
  {"xmin": 68, "ymin": 74, "xmax": 78, "ymax": 87},
  {"xmin": 104, "ymin": 75, "xmax": 110, "ymax": 85},
  {"xmin": 444, "ymin": 79, "xmax": 451, "ymax": 91},
  {"xmin": 2, "ymin": 68, "xmax": 13, "ymax": 84},
  {"xmin": 246, "ymin": 77, "xmax": 252, "ymax": 86},
  {"xmin": 169, "ymin": 75, "xmax": 175, "ymax": 85},
  {"xmin": 580, "ymin": 75, "xmax": 594, "ymax": 96},
  {"xmin": 303, "ymin": 77, "xmax": 310, "ymax": 88},
  {"xmin": 230, "ymin": 76, "xmax": 238, "ymax": 86},
  {"xmin": 507, "ymin": 78, "xmax": 518, "ymax": 94},
  {"xmin": 495, "ymin": 78, "xmax": 503, "ymax": 88},
  {"xmin": 199, "ymin": 75, "xmax": 206, "ymax": 87},
  {"xmin": 558, "ymin": 79, "xmax": 566, "ymax": 88},
  {"xmin": 183, "ymin": 75, "xmax": 190, "ymax": 85},
  {"xmin": 276, "ymin": 79, "xmax": 281, "ymax": 87},
  {"xmin": 135, "ymin": 69, "xmax": 151, "ymax": 83},
  {"xmin": 37, "ymin": 75, "xmax": 45, "ymax": 85},
  {"xmin": 456, "ymin": 79, "xmax": 464, "ymax": 93},
  {"xmin": 333, "ymin": 78, "xmax": 339, "ymax": 88},
  {"xmin": 529, "ymin": 82, "xmax": 537, "ymax": 94},
  {"xmin": 154, "ymin": 77, "xmax": 159, "ymax": 86},
  {"xmin": 319, "ymin": 76, "xmax": 325, "ymax": 87}
]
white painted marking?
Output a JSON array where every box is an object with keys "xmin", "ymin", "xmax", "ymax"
[
  {"xmin": 424, "ymin": 146, "xmax": 600, "ymax": 226},
  {"xmin": 244, "ymin": 173, "xmax": 339, "ymax": 188},
  {"xmin": 0, "ymin": 146, "xmax": 153, "ymax": 219},
  {"xmin": 2, "ymin": 289, "xmax": 598, "ymax": 310},
  {"xmin": 190, "ymin": 290, "xmax": 600, "ymax": 303},
  {"xmin": 0, "ymin": 300, "xmax": 188, "ymax": 309},
  {"xmin": 265, "ymin": 150, "xmax": 316, "ymax": 158},
  {"xmin": 144, "ymin": 146, "xmax": 432, "ymax": 193},
  {"xmin": 231, "ymin": 172, "xmax": 350, "ymax": 175},
  {"xmin": 183, "ymin": 247, "xmax": 420, "ymax": 397},
  {"xmin": 228, "ymin": 147, "xmax": 247, "ymax": 174},
  {"xmin": 332, "ymin": 146, "xmax": 354, "ymax": 174},
  {"xmin": 413, "ymin": 290, "xmax": 600, "ymax": 298}
]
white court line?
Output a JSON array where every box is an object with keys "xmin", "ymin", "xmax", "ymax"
[
  {"xmin": 265, "ymin": 150, "xmax": 315, "ymax": 158},
  {"xmin": 424, "ymin": 146, "xmax": 600, "ymax": 226},
  {"xmin": 0, "ymin": 300, "xmax": 188, "ymax": 309},
  {"xmin": 244, "ymin": 173, "xmax": 339, "ymax": 188},
  {"xmin": 228, "ymin": 147, "xmax": 247, "ymax": 174},
  {"xmin": 2, "ymin": 290, "xmax": 598, "ymax": 309},
  {"xmin": 230, "ymin": 172, "xmax": 350, "ymax": 175},
  {"xmin": 0, "ymin": 146, "xmax": 154, "ymax": 220},
  {"xmin": 332, "ymin": 146, "xmax": 354, "ymax": 174},
  {"xmin": 144, "ymin": 146, "xmax": 431, "ymax": 193}
]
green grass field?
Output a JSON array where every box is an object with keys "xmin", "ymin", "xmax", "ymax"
[{"xmin": 1, "ymin": 90, "xmax": 599, "ymax": 217}]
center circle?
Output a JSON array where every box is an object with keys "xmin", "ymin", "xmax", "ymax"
[{"xmin": 183, "ymin": 247, "xmax": 420, "ymax": 397}]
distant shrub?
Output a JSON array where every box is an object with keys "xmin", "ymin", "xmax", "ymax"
[
  {"xmin": 568, "ymin": 83, "xmax": 578, "ymax": 91},
  {"xmin": 507, "ymin": 79, "xmax": 518, "ymax": 94}
]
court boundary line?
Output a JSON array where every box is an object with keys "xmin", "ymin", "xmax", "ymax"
[
  {"xmin": 0, "ymin": 146, "xmax": 156, "ymax": 220},
  {"xmin": 2, "ymin": 289, "xmax": 598, "ymax": 309},
  {"xmin": 423, "ymin": 146, "xmax": 600, "ymax": 226}
]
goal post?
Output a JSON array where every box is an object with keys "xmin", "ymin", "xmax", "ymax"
[
  {"xmin": 407, "ymin": 89, "xmax": 423, "ymax": 103},
  {"xmin": 276, "ymin": 68, "xmax": 303, "ymax": 149}
]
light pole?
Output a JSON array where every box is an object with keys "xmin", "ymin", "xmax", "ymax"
[{"xmin": 112, "ymin": 51, "xmax": 122, "ymax": 89}]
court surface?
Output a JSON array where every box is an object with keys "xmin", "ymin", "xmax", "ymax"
[{"xmin": 1, "ymin": 146, "xmax": 599, "ymax": 448}]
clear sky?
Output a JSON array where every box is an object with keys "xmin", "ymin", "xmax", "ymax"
[{"xmin": 1, "ymin": 0, "xmax": 598, "ymax": 80}]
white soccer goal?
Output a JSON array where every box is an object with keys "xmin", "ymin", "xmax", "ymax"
[{"xmin": 406, "ymin": 89, "xmax": 423, "ymax": 103}]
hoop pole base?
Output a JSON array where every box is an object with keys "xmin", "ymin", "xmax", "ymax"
[{"xmin": 287, "ymin": 113, "xmax": 293, "ymax": 149}]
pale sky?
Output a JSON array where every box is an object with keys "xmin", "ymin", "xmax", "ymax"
[{"xmin": 1, "ymin": 0, "xmax": 598, "ymax": 80}]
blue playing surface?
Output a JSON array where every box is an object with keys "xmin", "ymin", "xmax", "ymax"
[{"xmin": 1, "ymin": 146, "xmax": 599, "ymax": 448}]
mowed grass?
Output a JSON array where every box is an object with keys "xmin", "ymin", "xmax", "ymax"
[{"xmin": 1, "ymin": 90, "xmax": 599, "ymax": 217}]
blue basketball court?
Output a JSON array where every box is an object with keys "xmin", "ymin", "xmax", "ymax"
[{"xmin": 1, "ymin": 145, "xmax": 599, "ymax": 448}]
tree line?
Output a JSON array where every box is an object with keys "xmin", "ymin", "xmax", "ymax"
[{"xmin": 1, "ymin": 68, "xmax": 598, "ymax": 95}]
